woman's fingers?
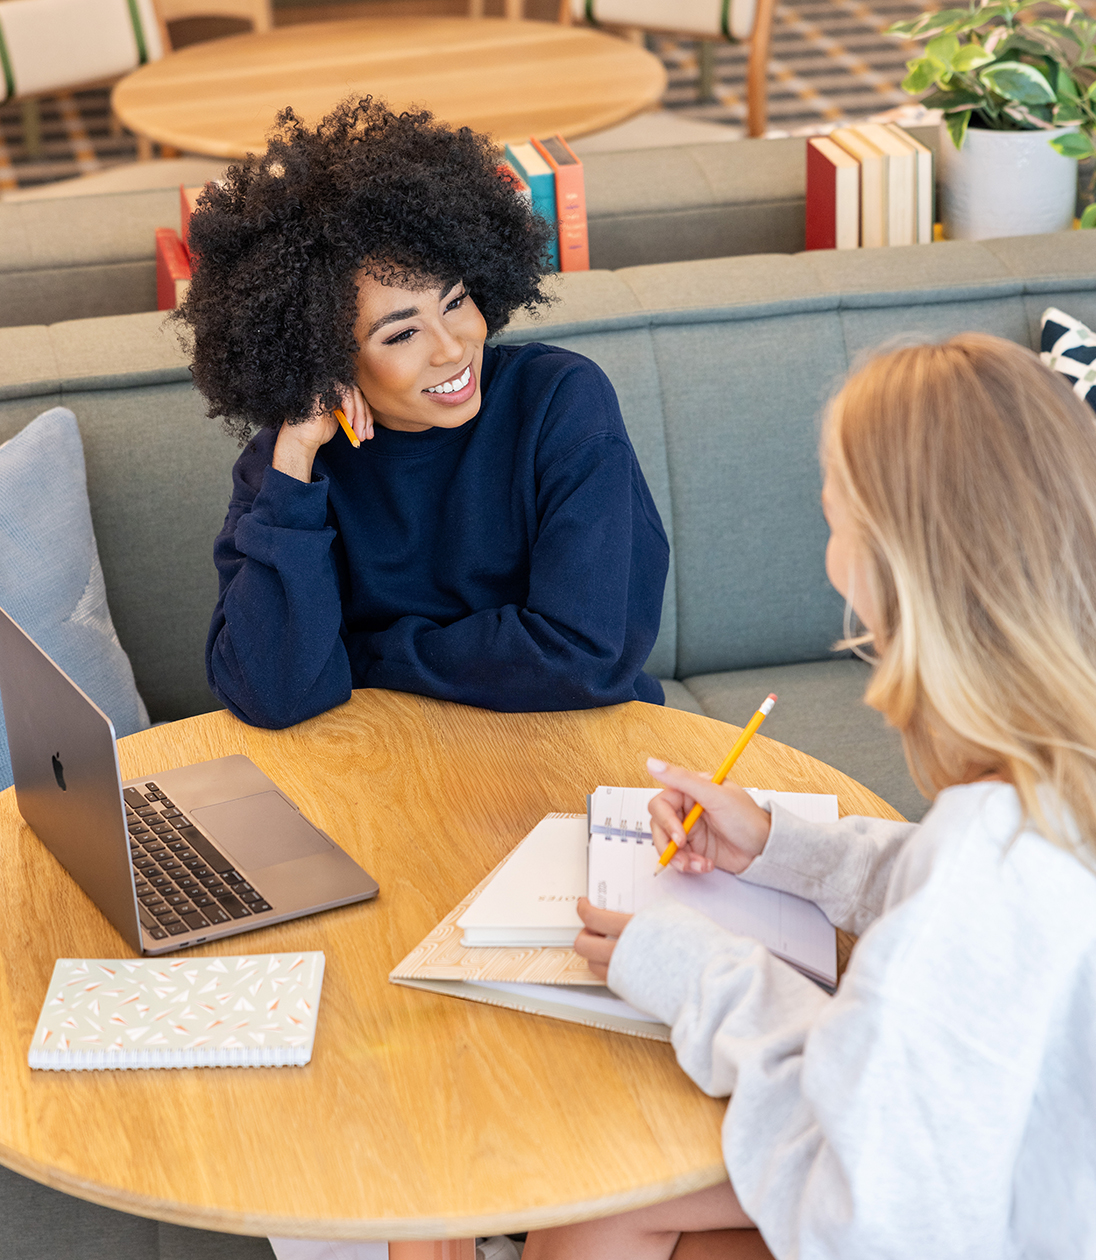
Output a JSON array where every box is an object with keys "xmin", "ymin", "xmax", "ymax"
[
  {"xmin": 647, "ymin": 758, "xmax": 732, "ymax": 811},
  {"xmin": 340, "ymin": 385, "xmax": 373, "ymax": 442},
  {"xmin": 576, "ymin": 896, "xmax": 631, "ymax": 938},
  {"xmin": 645, "ymin": 758, "xmax": 773, "ymax": 872},
  {"xmin": 649, "ymin": 791, "xmax": 690, "ymax": 850},
  {"xmin": 356, "ymin": 386, "xmax": 375, "ymax": 441},
  {"xmin": 574, "ymin": 899, "xmax": 631, "ymax": 981}
]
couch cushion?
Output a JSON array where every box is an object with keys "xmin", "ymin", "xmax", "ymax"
[
  {"xmin": 0, "ymin": 312, "xmax": 236, "ymax": 722},
  {"xmin": 674, "ymin": 659, "xmax": 927, "ymax": 822},
  {"xmin": 1039, "ymin": 305, "xmax": 1096, "ymax": 407},
  {"xmin": 0, "ymin": 406, "xmax": 148, "ymax": 789},
  {"xmin": 0, "ymin": 1164, "xmax": 274, "ymax": 1260},
  {"xmin": 0, "ymin": 157, "xmax": 227, "ymax": 202},
  {"xmin": 0, "ymin": 187, "xmax": 182, "ymax": 327}
]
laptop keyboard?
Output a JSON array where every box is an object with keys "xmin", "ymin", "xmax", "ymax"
[{"xmin": 125, "ymin": 781, "xmax": 273, "ymax": 941}]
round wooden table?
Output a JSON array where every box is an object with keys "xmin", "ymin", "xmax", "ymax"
[
  {"xmin": 0, "ymin": 691, "xmax": 900, "ymax": 1243},
  {"xmin": 110, "ymin": 17, "xmax": 669, "ymax": 159}
]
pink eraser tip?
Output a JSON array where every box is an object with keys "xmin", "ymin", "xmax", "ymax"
[{"xmin": 767, "ymin": 693, "xmax": 777, "ymax": 702}]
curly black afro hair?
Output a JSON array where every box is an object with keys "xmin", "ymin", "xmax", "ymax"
[{"xmin": 175, "ymin": 97, "xmax": 554, "ymax": 443}]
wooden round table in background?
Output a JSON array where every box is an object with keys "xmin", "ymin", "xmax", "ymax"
[
  {"xmin": 111, "ymin": 17, "xmax": 669, "ymax": 158},
  {"xmin": 0, "ymin": 691, "xmax": 901, "ymax": 1241}
]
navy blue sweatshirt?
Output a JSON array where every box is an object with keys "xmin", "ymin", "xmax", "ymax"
[{"xmin": 207, "ymin": 342, "xmax": 669, "ymax": 728}]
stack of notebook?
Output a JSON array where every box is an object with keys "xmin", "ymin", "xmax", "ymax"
[
  {"xmin": 806, "ymin": 123, "xmax": 934, "ymax": 251},
  {"xmin": 390, "ymin": 789, "xmax": 840, "ymax": 1041}
]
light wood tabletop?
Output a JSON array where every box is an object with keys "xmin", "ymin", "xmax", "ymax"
[
  {"xmin": 0, "ymin": 690, "xmax": 902, "ymax": 1241},
  {"xmin": 110, "ymin": 17, "xmax": 669, "ymax": 159}
]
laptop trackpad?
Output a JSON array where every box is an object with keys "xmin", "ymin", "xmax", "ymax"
[{"xmin": 191, "ymin": 791, "xmax": 333, "ymax": 871}]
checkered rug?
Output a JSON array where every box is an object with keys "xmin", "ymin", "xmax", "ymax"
[
  {"xmin": 659, "ymin": 0, "xmax": 925, "ymax": 136},
  {"xmin": 0, "ymin": 0, "xmax": 926, "ymax": 190}
]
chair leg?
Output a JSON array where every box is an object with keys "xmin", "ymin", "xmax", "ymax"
[
  {"xmin": 745, "ymin": 0, "xmax": 776, "ymax": 136},
  {"xmin": 697, "ymin": 41, "xmax": 717, "ymax": 103},
  {"xmin": 503, "ymin": 0, "xmax": 523, "ymax": 16},
  {"xmin": 388, "ymin": 1242, "xmax": 476, "ymax": 1260},
  {"xmin": 136, "ymin": 133, "xmax": 154, "ymax": 161}
]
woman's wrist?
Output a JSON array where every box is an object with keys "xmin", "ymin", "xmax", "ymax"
[{"xmin": 272, "ymin": 425, "xmax": 320, "ymax": 483}]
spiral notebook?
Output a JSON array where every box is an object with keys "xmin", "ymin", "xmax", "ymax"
[
  {"xmin": 29, "ymin": 952, "xmax": 325, "ymax": 1070},
  {"xmin": 391, "ymin": 790, "xmax": 839, "ymax": 1040}
]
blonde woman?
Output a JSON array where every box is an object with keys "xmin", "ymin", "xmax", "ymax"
[{"xmin": 525, "ymin": 334, "xmax": 1096, "ymax": 1260}]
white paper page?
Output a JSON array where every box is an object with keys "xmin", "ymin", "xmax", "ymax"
[
  {"xmin": 464, "ymin": 979, "xmax": 663, "ymax": 1024},
  {"xmin": 587, "ymin": 786, "xmax": 839, "ymax": 983},
  {"xmin": 588, "ymin": 784, "xmax": 627, "ymax": 912}
]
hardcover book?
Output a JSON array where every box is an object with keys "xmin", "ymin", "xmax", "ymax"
[
  {"xmin": 831, "ymin": 126, "xmax": 885, "ymax": 248},
  {"xmin": 531, "ymin": 134, "xmax": 589, "ymax": 272},
  {"xmin": 504, "ymin": 141, "xmax": 560, "ymax": 270},
  {"xmin": 806, "ymin": 136, "xmax": 860, "ymax": 251},
  {"xmin": 855, "ymin": 123, "xmax": 915, "ymax": 247},
  {"xmin": 155, "ymin": 227, "xmax": 191, "ymax": 310}
]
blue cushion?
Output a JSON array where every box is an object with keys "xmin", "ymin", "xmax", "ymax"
[
  {"xmin": 0, "ymin": 407, "xmax": 148, "ymax": 791},
  {"xmin": 1040, "ymin": 306, "xmax": 1096, "ymax": 410}
]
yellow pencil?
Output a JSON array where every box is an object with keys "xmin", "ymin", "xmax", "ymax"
[
  {"xmin": 656, "ymin": 693, "xmax": 777, "ymax": 870},
  {"xmin": 333, "ymin": 407, "xmax": 360, "ymax": 449}
]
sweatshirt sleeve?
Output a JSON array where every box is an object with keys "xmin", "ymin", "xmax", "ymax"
[
  {"xmin": 738, "ymin": 806, "xmax": 918, "ymax": 935},
  {"xmin": 206, "ymin": 447, "xmax": 353, "ymax": 728},
  {"xmin": 352, "ymin": 368, "xmax": 669, "ymax": 711},
  {"xmin": 609, "ymin": 797, "xmax": 1058, "ymax": 1260}
]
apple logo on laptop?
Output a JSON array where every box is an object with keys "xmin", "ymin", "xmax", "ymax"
[{"xmin": 52, "ymin": 752, "xmax": 66, "ymax": 792}]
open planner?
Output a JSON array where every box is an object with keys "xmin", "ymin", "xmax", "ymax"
[{"xmin": 390, "ymin": 788, "xmax": 839, "ymax": 1041}]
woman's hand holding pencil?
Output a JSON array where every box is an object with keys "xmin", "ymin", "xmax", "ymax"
[
  {"xmin": 647, "ymin": 763, "xmax": 772, "ymax": 875},
  {"xmin": 647, "ymin": 694, "xmax": 778, "ymax": 875}
]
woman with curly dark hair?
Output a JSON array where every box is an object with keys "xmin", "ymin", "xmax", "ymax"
[{"xmin": 179, "ymin": 97, "xmax": 668, "ymax": 729}]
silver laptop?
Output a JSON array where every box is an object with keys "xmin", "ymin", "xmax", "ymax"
[{"xmin": 0, "ymin": 607, "xmax": 379, "ymax": 955}]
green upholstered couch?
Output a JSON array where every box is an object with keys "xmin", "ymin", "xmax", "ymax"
[{"xmin": 3, "ymin": 226, "xmax": 1096, "ymax": 1255}]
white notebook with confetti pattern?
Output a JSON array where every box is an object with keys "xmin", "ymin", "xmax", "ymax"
[{"xmin": 28, "ymin": 952, "xmax": 325, "ymax": 1070}]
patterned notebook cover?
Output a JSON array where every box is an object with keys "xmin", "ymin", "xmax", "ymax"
[{"xmin": 29, "ymin": 952, "xmax": 325, "ymax": 1071}]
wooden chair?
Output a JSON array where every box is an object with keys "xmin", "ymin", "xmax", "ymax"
[
  {"xmin": 153, "ymin": 0, "xmax": 271, "ymax": 34},
  {"xmin": 0, "ymin": 0, "xmax": 166, "ymax": 159},
  {"xmin": 560, "ymin": 0, "xmax": 776, "ymax": 137}
]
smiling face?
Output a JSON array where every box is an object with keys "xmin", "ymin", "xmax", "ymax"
[{"xmin": 351, "ymin": 272, "xmax": 488, "ymax": 433}]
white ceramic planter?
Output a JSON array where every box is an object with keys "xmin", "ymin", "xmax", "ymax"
[{"xmin": 938, "ymin": 122, "xmax": 1079, "ymax": 241}]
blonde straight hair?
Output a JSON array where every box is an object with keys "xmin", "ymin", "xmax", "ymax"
[{"xmin": 824, "ymin": 333, "xmax": 1096, "ymax": 864}]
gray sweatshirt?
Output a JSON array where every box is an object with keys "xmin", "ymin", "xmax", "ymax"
[{"xmin": 608, "ymin": 781, "xmax": 1096, "ymax": 1259}]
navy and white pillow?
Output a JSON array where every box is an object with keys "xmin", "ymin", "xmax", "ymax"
[{"xmin": 1041, "ymin": 307, "xmax": 1096, "ymax": 411}]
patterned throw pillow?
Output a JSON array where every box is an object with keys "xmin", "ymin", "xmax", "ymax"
[
  {"xmin": 0, "ymin": 407, "xmax": 149, "ymax": 791},
  {"xmin": 1041, "ymin": 307, "xmax": 1096, "ymax": 410}
]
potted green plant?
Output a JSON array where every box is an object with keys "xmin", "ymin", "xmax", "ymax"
[{"xmin": 889, "ymin": 0, "xmax": 1096, "ymax": 238}]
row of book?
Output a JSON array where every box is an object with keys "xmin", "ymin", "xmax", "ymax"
[
  {"xmin": 502, "ymin": 134, "xmax": 590, "ymax": 273},
  {"xmin": 806, "ymin": 122, "xmax": 934, "ymax": 252},
  {"xmin": 154, "ymin": 134, "xmax": 593, "ymax": 312}
]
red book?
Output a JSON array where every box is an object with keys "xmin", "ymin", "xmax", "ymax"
[
  {"xmin": 805, "ymin": 137, "xmax": 860, "ymax": 252},
  {"xmin": 155, "ymin": 228, "xmax": 192, "ymax": 310},
  {"xmin": 531, "ymin": 134, "xmax": 589, "ymax": 272}
]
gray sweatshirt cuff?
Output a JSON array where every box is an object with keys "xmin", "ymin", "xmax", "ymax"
[{"xmin": 608, "ymin": 898, "xmax": 756, "ymax": 1026}]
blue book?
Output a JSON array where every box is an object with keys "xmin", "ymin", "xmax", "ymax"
[{"xmin": 504, "ymin": 141, "xmax": 559, "ymax": 271}]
